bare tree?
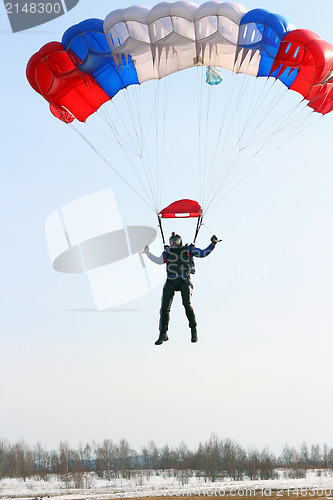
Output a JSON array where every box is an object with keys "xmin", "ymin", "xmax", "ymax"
[
  {"xmin": 279, "ymin": 444, "xmax": 305, "ymax": 478},
  {"xmin": 259, "ymin": 448, "xmax": 277, "ymax": 480},
  {"xmin": 141, "ymin": 440, "xmax": 160, "ymax": 478},
  {"xmin": 95, "ymin": 439, "xmax": 118, "ymax": 480},
  {"xmin": 33, "ymin": 442, "xmax": 51, "ymax": 480},
  {"xmin": 118, "ymin": 439, "xmax": 137, "ymax": 479},
  {"xmin": 78, "ymin": 442, "xmax": 94, "ymax": 472},
  {"xmin": 246, "ymin": 449, "xmax": 261, "ymax": 480},
  {"xmin": 310, "ymin": 444, "xmax": 322, "ymax": 467},
  {"xmin": 174, "ymin": 441, "xmax": 193, "ymax": 485},
  {"xmin": 198, "ymin": 434, "xmax": 223, "ymax": 482},
  {"xmin": 0, "ymin": 439, "xmax": 9, "ymax": 480},
  {"xmin": 160, "ymin": 444, "xmax": 175, "ymax": 476},
  {"xmin": 300, "ymin": 442, "xmax": 310, "ymax": 468},
  {"xmin": 58, "ymin": 441, "xmax": 77, "ymax": 487}
]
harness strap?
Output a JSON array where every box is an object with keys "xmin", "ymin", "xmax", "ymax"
[
  {"xmin": 158, "ymin": 214, "xmax": 204, "ymax": 246},
  {"xmin": 157, "ymin": 215, "xmax": 166, "ymax": 245},
  {"xmin": 193, "ymin": 215, "xmax": 203, "ymax": 245}
]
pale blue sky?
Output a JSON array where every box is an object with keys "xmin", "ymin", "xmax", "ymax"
[{"xmin": 0, "ymin": 0, "xmax": 333, "ymax": 454}]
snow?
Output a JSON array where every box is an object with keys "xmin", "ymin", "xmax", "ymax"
[{"xmin": 1, "ymin": 470, "xmax": 333, "ymax": 500}]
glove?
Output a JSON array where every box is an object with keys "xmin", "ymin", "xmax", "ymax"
[
  {"xmin": 142, "ymin": 245, "xmax": 150, "ymax": 255},
  {"xmin": 211, "ymin": 235, "xmax": 219, "ymax": 245}
]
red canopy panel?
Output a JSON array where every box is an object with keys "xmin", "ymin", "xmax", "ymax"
[
  {"xmin": 159, "ymin": 199, "xmax": 202, "ymax": 218},
  {"xmin": 50, "ymin": 104, "xmax": 75, "ymax": 123},
  {"xmin": 26, "ymin": 42, "xmax": 110, "ymax": 122},
  {"xmin": 270, "ymin": 29, "xmax": 333, "ymax": 105}
]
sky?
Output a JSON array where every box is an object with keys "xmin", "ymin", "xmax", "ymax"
[{"xmin": 1, "ymin": 0, "xmax": 333, "ymax": 456}]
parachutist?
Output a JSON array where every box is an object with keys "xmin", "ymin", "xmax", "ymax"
[{"xmin": 143, "ymin": 233, "xmax": 220, "ymax": 345}]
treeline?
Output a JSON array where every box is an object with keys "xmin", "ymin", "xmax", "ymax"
[{"xmin": 1, "ymin": 435, "xmax": 333, "ymax": 483}]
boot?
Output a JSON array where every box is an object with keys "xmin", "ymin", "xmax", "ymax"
[
  {"xmin": 191, "ymin": 328, "xmax": 198, "ymax": 343},
  {"xmin": 155, "ymin": 332, "xmax": 169, "ymax": 345}
]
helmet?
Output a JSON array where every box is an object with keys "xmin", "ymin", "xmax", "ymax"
[{"xmin": 169, "ymin": 232, "xmax": 182, "ymax": 246}]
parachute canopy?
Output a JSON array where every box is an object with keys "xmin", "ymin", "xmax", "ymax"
[
  {"xmin": 26, "ymin": 2, "xmax": 333, "ymax": 120},
  {"xmin": 26, "ymin": 2, "xmax": 333, "ymax": 217},
  {"xmin": 159, "ymin": 200, "xmax": 203, "ymax": 218}
]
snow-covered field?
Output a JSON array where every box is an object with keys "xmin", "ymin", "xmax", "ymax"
[{"xmin": 1, "ymin": 470, "xmax": 333, "ymax": 500}]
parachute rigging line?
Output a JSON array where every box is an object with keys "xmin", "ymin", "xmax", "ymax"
[
  {"xmin": 206, "ymin": 110, "xmax": 322, "ymax": 213},
  {"xmin": 84, "ymin": 119, "xmax": 140, "ymax": 156},
  {"xmin": 95, "ymin": 105, "xmax": 159, "ymax": 211},
  {"xmin": 201, "ymin": 69, "xmax": 252, "ymax": 210},
  {"xmin": 97, "ymin": 83, "xmax": 167, "ymax": 213},
  {"xmin": 68, "ymin": 122, "xmax": 155, "ymax": 212},
  {"xmin": 203, "ymin": 70, "xmax": 239, "ymax": 208},
  {"xmin": 97, "ymin": 102, "xmax": 141, "ymax": 156},
  {"xmin": 202, "ymin": 77, "xmax": 313, "ymax": 211},
  {"xmin": 220, "ymin": 97, "xmax": 313, "ymax": 189},
  {"xmin": 105, "ymin": 88, "xmax": 159, "ymax": 211}
]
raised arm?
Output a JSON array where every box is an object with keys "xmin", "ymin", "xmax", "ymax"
[
  {"xmin": 192, "ymin": 235, "xmax": 220, "ymax": 258},
  {"xmin": 142, "ymin": 245, "xmax": 165, "ymax": 265}
]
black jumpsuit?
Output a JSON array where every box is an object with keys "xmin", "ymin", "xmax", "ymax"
[{"xmin": 158, "ymin": 244, "xmax": 215, "ymax": 334}]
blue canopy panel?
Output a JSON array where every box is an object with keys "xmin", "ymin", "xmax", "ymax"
[
  {"xmin": 239, "ymin": 9, "xmax": 298, "ymax": 88},
  {"xmin": 62, "ymin": 19, "xmax": 139, "ymax": 99}
]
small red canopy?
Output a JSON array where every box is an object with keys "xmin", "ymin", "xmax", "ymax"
[{"xmin": 159, "ymin": 199, "xmax": 202, "ymax": 218}]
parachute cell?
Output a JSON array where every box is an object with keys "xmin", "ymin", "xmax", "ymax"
[
  {"xmin": 26, "ymin": 41, "xmax": 110, "ymax": 122},
  {"xmin": 62, "ymin": 19, "xmax": 139, "ymax": 99},
  {"xmin": 270, "ymin": 29, "xmax": 333, "ymax": 106},
  {"xmin": 238, "ymin": 9, "xmax": 297, "ymax": 86}
]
